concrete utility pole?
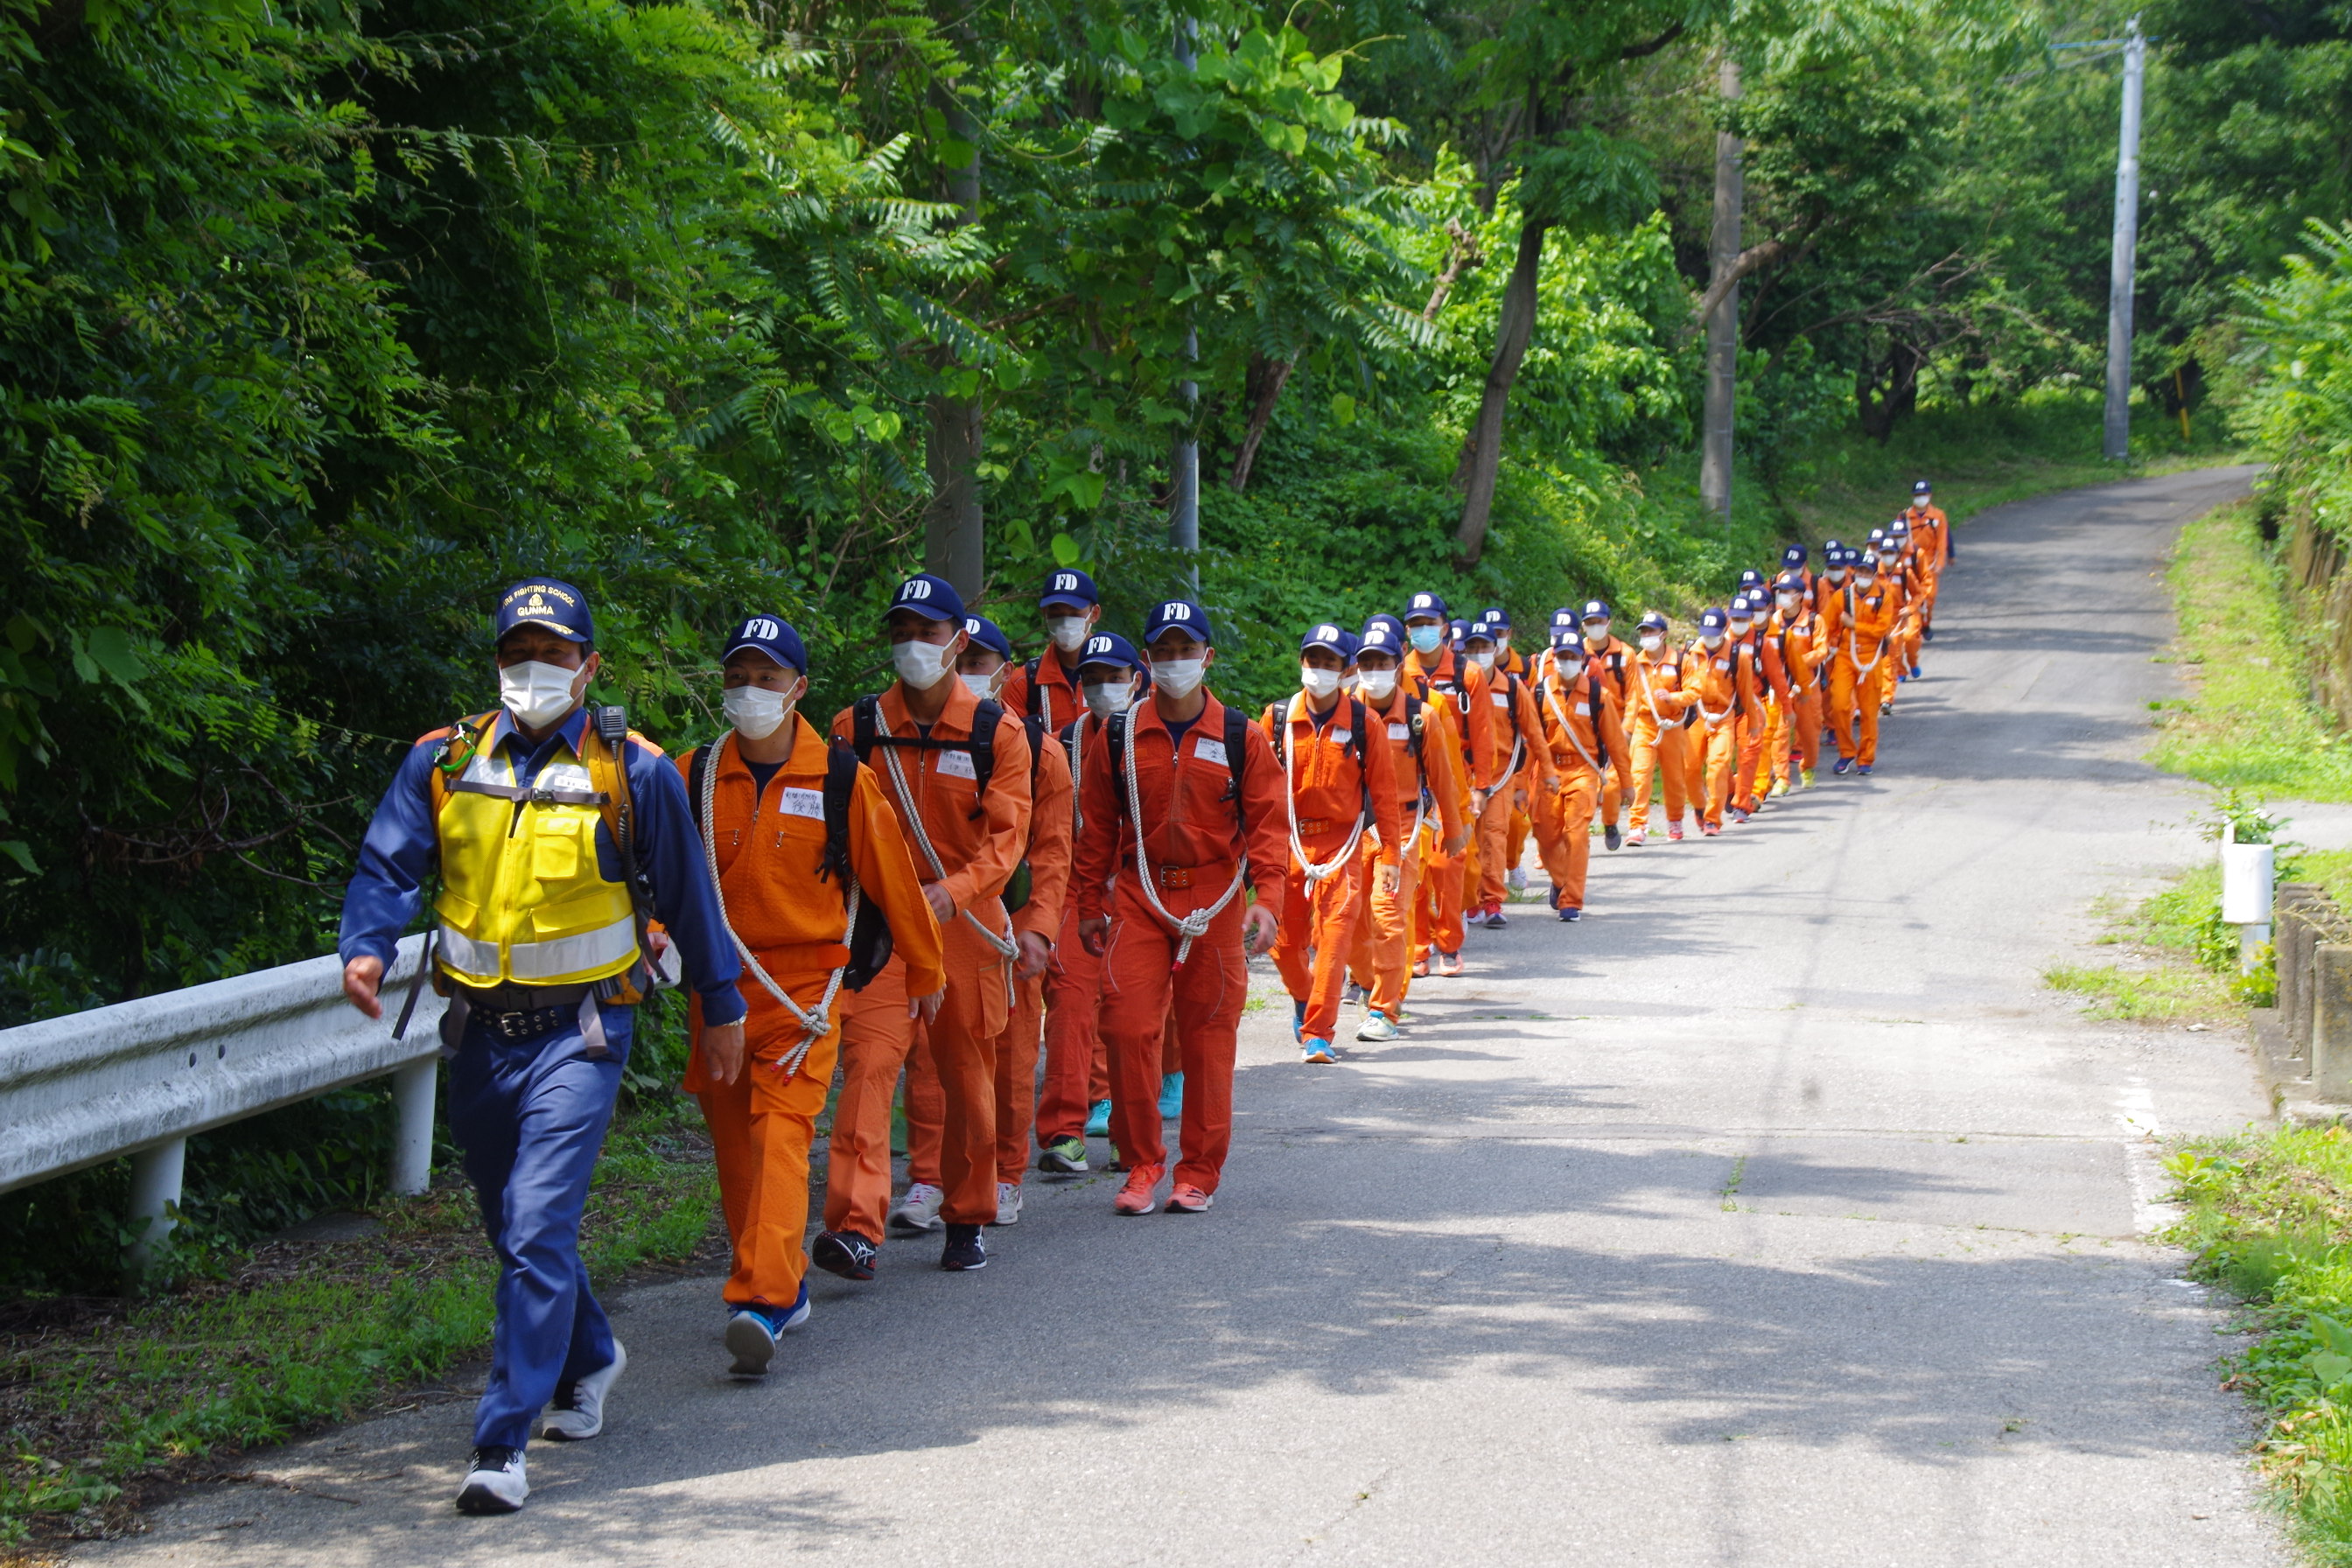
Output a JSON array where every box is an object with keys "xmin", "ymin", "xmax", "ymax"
[
  {"xmin": 1698, "ymin": 54, "xmax": 1743, "ymax": 523},
  {"xmin": 2102, "ymin": 17, "xmax": 2146, "ymax": 462},
  {"xmin": 1168, "ymin": 18, "xmax": 1200, "ymax": 592}
]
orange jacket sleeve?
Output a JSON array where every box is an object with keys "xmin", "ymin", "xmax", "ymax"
[
  {"xmin": 1016, "ymin": 733, "xmax": 1074, "ymax": 942},
  {"xmin": 1509, "ymin": 676, "xmax": 1552, "ymax": 789},
  {"xmin": 940, "ymin": 709, "xmax": 1032, "ymax": 918},
  {"xmin": 846, "ymin": 760, "xmax": 948, "ymax": 999},
  {"xmin": 1362, "ymin": 699, "xmax": 1404, "ymax": 864},
  {"xmin": 1073, "ymin": 722, "xmax": 1120, "ymax": 924},
  {"xmin": 1422, "ymin": 698, "xmax": 1469, "ymax": 843}
]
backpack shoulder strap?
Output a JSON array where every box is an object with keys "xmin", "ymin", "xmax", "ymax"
[
  {"xmin": 426, "ymin": 709, "xmax": 500, "ymax": 819},
  {"xmin": 851, "ymin": 693, "xmax": 880, "ymax": 763},
  {"xmin": 1264, "ymin": 700, "xmax": 1286, "ymax": 768},
  {"xmin": 1024, "ymin": 711, "xmax": 1046, "ymax": 785},
  {"xmin": 1024, "ymin": 658, "xmax": 1044, "ymax": 719},
  {"xmin": 686, "ymin": 742, "xmax": 712, "ymax": 836},
  {"xmin": 1222, "ymin": 704, "xmax": 1250, "ymax": 823},
  {"xmin": 821, "ymin": 738, "xmax": 858, "ymax": 885},
  {"xmin": 970, "ymin": 697, "xmax": 1002, "ymax": 801}
]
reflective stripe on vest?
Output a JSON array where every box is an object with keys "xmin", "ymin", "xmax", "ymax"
[{"xmin": 432, "ymin": 746, "xmax": 640, "ymax": 989}]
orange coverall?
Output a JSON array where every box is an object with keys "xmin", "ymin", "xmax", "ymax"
[
  {"xmin": 1626, "ymin": 647, "xmax": 1696, "ymax": 832},
  {"xmin": 1036, "ymin": 712, "xmax": 1110, "ymax": 1149},
  {"xmin": 1074, "ymin": 694, "xmax": 1288, "ymax": 1196},
  {"xmin": 1348, "ymin": 690, "xmax": 1467, "ymax": 1020},
  {"xmin": 1828, "ymin": 581, "xmax": 1900, "ymax": 765},
  {"xmin": 1534, "ymin": 658, "xmax": 1631, "ymax": 911},
  {"xmin": 681, "ymin": 718, "xmax": 945, "ymax": 1311},
  {"xmin": 999, "ymin": 648, "xmax": 1085, "ymax": 733},
  {"xmin": 1405, "ymin": 646, "xmax": 1490, "ymax": 958},
  {"xmin": 906, "ymin": 724, "xmax": 1073, "ymax": 1190},
  {"xmin": 1679, "ymin": 642, "xmax": 1741, "ymax": 829},
  {"xmin": 825, "ymin": 680, "xmax": 1031, "ymax": 1241},
  {"xmin": 1471, "ymin": 671, "xmax": 1551, "ymax": 911},
  {"xmin": 1765, "ymin": 606, "xmax": 1824, "ymax": 786},
  {"xmin": 1585, "ymin": 635, "xmax": 1634, "ymax": 829},
  {"xmin": 1905, "ymin": 502, "xmax": 1952, "ymax": 570},
  {"xmin": 1732, "ymin": 633, "xmax": 1785, "ymax": 815},
  {"xmin": 1263, "ymin": 693, "xmax": 1403, "ymax": 1045}
]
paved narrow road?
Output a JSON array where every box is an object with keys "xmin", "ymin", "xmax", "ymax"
[{"xmin": 93, "ymin": 466, "xmax": 2291, "ymax": 1566}]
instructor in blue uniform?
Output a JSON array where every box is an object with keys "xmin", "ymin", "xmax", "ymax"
[{"xmin": 338, "ymin": 579, "xmax": 745, "ymax": 1516}]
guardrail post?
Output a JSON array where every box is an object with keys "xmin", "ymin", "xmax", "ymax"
[
  {"xmin": 389, "ymin": 1058, "xmax": 438, "ymax": 1196},
  {"xmin": 2316, "ymin": 944, "xmax": 2352, "ymax": 1102},
  {"xmin": 2223, "ymin": 839, "xmax": 2277, "ymax": 973},
  {"xmin": 124, "ymin": 1137, "xmax": 186, "ymax": 1277}
]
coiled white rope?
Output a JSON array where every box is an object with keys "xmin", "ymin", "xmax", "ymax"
[
  {"xmin": 1280, "ymin": 693, "xmax": 1367, "ymax": 885},
  {"xmin": 1122, "ymin": 709, "xmax": 1246, "ymax": 968},
  {"xmin": 1541, "ymin": 675, "xmax": 1606, "ymax": 777},
  {"xmin": 696, "ymin": 729, "xmax": 855, "ymax": 1079},
  {"xmin": 871, "ymin": 705, "xmax": 1020, "ymax": 961}
]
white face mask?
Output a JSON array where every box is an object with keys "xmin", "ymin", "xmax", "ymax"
[
  {"xmin": 1827, "ymin": 569, "xmax": 1849, "ymax": 584},
  {"xmin": 1467, "ymin": 648, "xmax": 1494, "ymax": 670},
  {"xmin": 1300, "ymin": 665, "xmax": 1341, "ymax": 699},
  {"xmin": 722, "ymin": 682, "xmax": 797, "ymax": 740},
  {"xmin": 891, "ymin": 634, "xmax": 958, "ymax": 690},
  {"xmin": 1496, "ymin": 633, "xmax": 1512, "ymax": 650},
  {"xmin": 1358, "ymin": 667, "xmax": 1399, "ymax": 700},
  {"xmin": 1776, "ymin": 592, "xmax": 1800, "ymax": 612},
  {"xmin": 1702, "ymin": 632, "xmax": 1726, "ymax": 649},
  {"xmin": 1151, "ymin": 657, "xmax": 1207, "ymax": 699},
  {"xmin": 1583, "ymin": 622, "xmax": 1609, "ymax": 642},
  {"xmin": 1729, "ymin": 620, "xmax": 1752, "ymax": 636},
  {"xmin": 1639, "ymin": 634, "xmax": 1663, "ymax": 653},
  {"xmin": 1083, "ymin": 679, "xmax": 1134, "ymax": 718},
  {"xmin": 1047, "ymin": 616, "xmax": 1091, "ymax": 653},
  {"xmin": 500, "ymin": 660, "xmax": 586, "ymax": 730},
  {"xmin": 960, "ymin": 671, "xmax": 1003, "ymax": 704}
]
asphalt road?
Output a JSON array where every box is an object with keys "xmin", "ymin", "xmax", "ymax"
[{"xmin": 89, "ymin": 465, "xmax": 2291, "ymax": 1566}]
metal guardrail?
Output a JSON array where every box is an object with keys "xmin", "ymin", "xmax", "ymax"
[{"xmin": 0, "ymin": 933, "xmax": 447, "ymax": 1268}]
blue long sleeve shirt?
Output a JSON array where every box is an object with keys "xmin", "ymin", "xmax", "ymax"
[{"xmin": 339, "ymin": 706, "xmax": 746, "ymax": 1026}]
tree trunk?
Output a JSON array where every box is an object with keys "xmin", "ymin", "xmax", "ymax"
[
  {"xmin": 1226, "ymin": 354, "xmax": 1293, "ymax": 493},
  {"xmin": 1698, "ymin": 56, "xmax": 1743, "ymax": 522},
  {"xmin": 923, "ymin": 94, "xmax": 984, "ymax": 598},
  {"xmin": 1452, "ymin": 218, "xmax": 1548, "ymax": 566}
]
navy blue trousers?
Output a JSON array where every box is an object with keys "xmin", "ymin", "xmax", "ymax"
[{"xmin": 446, "ymin": 1005, "xmax": 632, "ymax": 1450}]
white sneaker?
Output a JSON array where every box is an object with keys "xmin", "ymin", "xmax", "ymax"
[
  {"xmin": 1507, "ymin": 867, "xmax": 1528, "ymax": 892},
  {"xmin": 996, "ymin": 1181, "xmax": 1023, "ymax": 1226},
  {"xmin": 1355, "ymin": 1010, "xmax": 1400, "ymax": 1042},
  {"xmin": 541, "ymin": 1339, "xmax": 625, "ymax": 1440},
  {"xmin": 888, "ymin": 1181, "xmax": 946, "ymax": 1234},
  {"xmin": 455, "ymin": 1446, "xmax": 528, "ymax": 1514}
]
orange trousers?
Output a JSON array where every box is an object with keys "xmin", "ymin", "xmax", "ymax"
[
  {"xmin": 1628, "ymin": 725, "xmax": 1686, "ymax": 832},
  {"xmin": 906, "ymin": 968, "xmax": 1043, "ymax": 1189},
  {"xmin": 1474, "ymin": 785, "xmax": 1523, "ymax": 910},
  {"xmin": 1414, "ymin": 826, "xmax": 1468, "ymax": 959},
  {"xmin": 1273, "ymin": 843, "xmax": 1364, "ymax": 1045},
  {"xmin": 1348, "ymin": 826, "xmax": 1422, "ymax": 1019},
  {"xmin": 1598, "ymin": 762, "xmax": 1624, "ymax": 830},
  {"xmin": 1689, "ymin": 718, "xmax": 1737, "ymax": 827},
  {"xmin": 825, "ymin": 921, "xmax": 1005, "ymax": 1239},
  {"xmin": 1734, "ymin": 707, "xmax": 1767, "ymax": 813},
  {"xmin": 1828, "ymin": 656, "xmax": 1889, "ymax": 765},
  {"xmin": 1532, "ymin": 769, "xmax": 1600, "ymax": 911},
  {"xmin": 1098, "ymin": 879, "xmax": 1247, "ymax": 1194},
  {"xmin": 1506, "ymin": 805, "xmax": 1531, "ymax": 874},
  {"xmin": 687, "ymin": 978, "xmax": 837, "ymax": 1312},
  {"xmin": 1036, "ymin": 897, "xmax": 1110, "ymax": 1147}
]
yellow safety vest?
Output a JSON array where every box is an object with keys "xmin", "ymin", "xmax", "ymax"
[{"xmin": 432, "ymin": 733, "xmax": 640, "ymax": 989}]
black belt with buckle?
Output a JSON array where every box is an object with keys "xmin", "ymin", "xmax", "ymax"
[{"xmin": 480, "ymin": 1005, "xmax": 577, "ymax": 1041}]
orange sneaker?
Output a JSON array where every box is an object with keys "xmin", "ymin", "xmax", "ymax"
[
  {"xmin": 1434, "ymin": 949, "xmax": 1465, "ymax": 977},
  {"xmin": 1114, "ymin": 1164, "xmax": 1165, "ymax": 1215},
  {"xmin": 1410, "ymin": 956, "xmax": 1429, "ymax": 978},
  {"xmin": 1165, "ymin": 1183, "xmax": 1214, "ymax": 1214}
]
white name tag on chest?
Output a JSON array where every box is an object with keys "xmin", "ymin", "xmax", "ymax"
[
  {"xmin": 935, "ymin": 749, "xmax": 977, "ymax": 780},
  {"xmin": 778, "ymin": 787, "xmax": 825, "ymax": 822},
  {"xmin": 1575, "ymin": 702, "xmax": 1592, "ymax": 716},
  {"xmin": 1387, "ymin": 722, "xmax": 1410, "ymax": 741},
  {"xmin": 1194, "ymin": 736, "xmax": 1229, "ymax": 766},
  {"xmin": 1490, "ymin": 691, "xmax": 1509, "ymax": 707},
  {"xmin": 1330, "ymin": 729, "xmax": 1352, "ymax": 746}
]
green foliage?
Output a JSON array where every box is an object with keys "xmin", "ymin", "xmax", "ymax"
[{"xmin": 2234, "ymin": 221, "xmax": 2352, "ymax": 550}]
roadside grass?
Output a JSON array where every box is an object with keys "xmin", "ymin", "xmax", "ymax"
[
  {"xmin": 2166, "ymin": 1127, "xmax": 2352, "ymax": 1563},
  {"xmin": 2042, "ymin": 863, "xmax": 2261, "ymax": 1022},
  {"xmin": 0, "ymin": 1098, "xmax": 722, "ymax": 1550},
  {"xmin": 2152, "ymin": 498, "xmax": 2352, "ymax": 800}
]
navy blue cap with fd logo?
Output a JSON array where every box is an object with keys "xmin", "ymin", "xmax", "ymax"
[
  {"xmin": 886, "ymin": 572, "xmax": 964, "ymax": 623},
  {"xmin": 962, "ymin": 615, "xmax": 1014, "ymax": 664},
  {"xmin": 722, "ymin": 613, "xmax": 808, "ymax": 675},
  {"xmin": 1551, "ymin": 624, "xmax": 1586, "ymax": 654},
  {"xmin": 1550, "ymin": 607, "xmax": 1579, "ymax": 632},
  {"xmin": 1359, "ymin": 615, "xmax": 1405, "ymax": 656},
  {"xmin": 1782, "ymin": 545, "xmax": 1808, "ymax": 567},
  {"xmin": 496, "ymin": 578, "xmax": 594, "ymax": 644},
  {"xmin": 1699, "ymin": 607, "xmax": 1730, "ymax": 633},
  {"xmin": 1301, "ymin": 621, "xmax": 1350, "ymax": 655},
  {"xmin": 1143, "ymin": 598, "xmax": 1212, "ymax": 645},
  {"xmin": 1913, "ymin": 479, "xmax": 1934, "ymax": 496},
  {"xmin": 1040, "ymin": 569, "xmax": 1099, "ymax": 612},
  {"xmin": 1581, "ymin": 599, "xmax": 1613, "ymax": 623},
  {"xmin": 1480, "ymin": 606, "xmax": 1512, "ymax": 632},
  {"xmin": 1077, "ymin": 632, "xmax": 1142, "ymax": 672},
  {"xmin": 1403, "ymin": 592, "xmax": 1449, "ymax": 623}
]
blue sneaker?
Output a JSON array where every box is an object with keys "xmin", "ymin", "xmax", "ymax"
[
  {"xmin": 1832, "ymin": 757, "xmax": 1852, "ymax": 775},
  {"xmin": 1910, "ymin": 665, "xmax": 1922, "ymax": 679},
  {"xmin": 1157, "ymin": 1072, "xmax": 1184, "ymax": 1120},
  {"xmin": 724, "ymin": 1285, "xmax": 808, "ymax": 1378},
  {"xmin": 1083, "ymin": 1098, "xmax": 1111, "ymax": 1138},
  {"xmin": 1557, "ymin": 906, "xmax": 1581, "ymax": 922},
  {"xmin": 1292, "ymin": 998, "xmax": 1307, "ymax": 1040},
  {"xmin": 1301, "ymin": 1037, "xmax": 1338, "ymax": 1065},
  {"xmin": 1858, "ymin": 763, "xmax": 1873, "ymax": 775}
]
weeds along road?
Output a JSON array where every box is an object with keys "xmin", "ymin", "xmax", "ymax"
[{"xmin": 90, "ymin": 465, "xmax": 2289, "ymax": 1567}]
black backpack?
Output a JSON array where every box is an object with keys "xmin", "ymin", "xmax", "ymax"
[
  {"xmin": 688, "ymin": 737, "xmax": 893, "ymax": 992},
  {"xmin": 1265, "ymin": 695, "xmax": 1377, "ymax": 828},
  {"xmin": 1105, "ymin": 703, "xmax": 1252, "ymax": 831}
]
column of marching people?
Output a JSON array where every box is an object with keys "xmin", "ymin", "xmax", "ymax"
[{"xmin": 336, "ymin": 480, "xmax": 1952, "ymax": 1514}]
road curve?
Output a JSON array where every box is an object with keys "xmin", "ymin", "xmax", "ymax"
[{"xmin": 88, "ymin": 464, "xmax": 2289, "ymax": 1567}]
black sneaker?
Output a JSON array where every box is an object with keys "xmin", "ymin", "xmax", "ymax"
[
  {"xmin": 1604, "ymin": 822, "xmax": 1622, "ymax": 851},
  {"xmin": 941, "ymin": 1223, "xmax": 987, "ymax": 1271},
  {"xmin": 455, "ymin": 1445, "xmax": 528, "ymax": 1514},
  {"xmin": 811, "ymin": 1228, "xmax": 878, "ymax": 1281}
]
